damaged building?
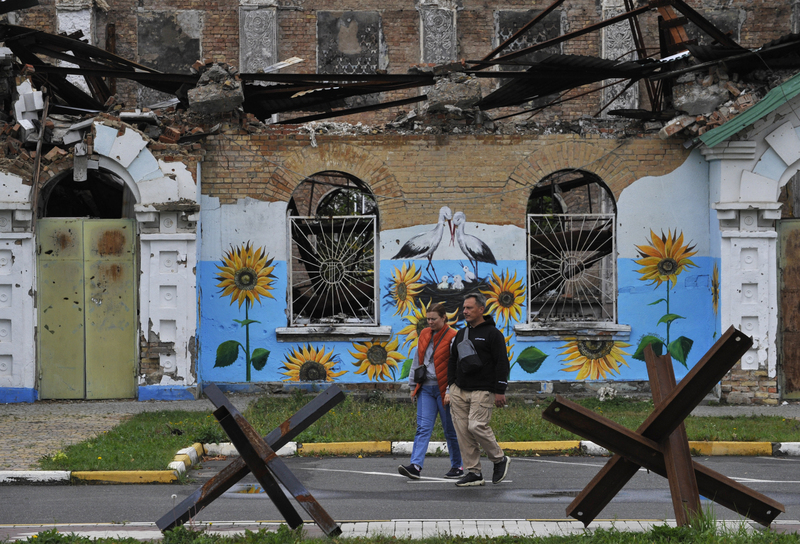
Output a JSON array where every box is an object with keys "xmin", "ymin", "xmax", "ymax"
[{"xmin": 1, "ymin": 0, "xmax": 800, "ymax": 404}]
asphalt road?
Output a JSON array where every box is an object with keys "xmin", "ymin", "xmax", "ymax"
[{"xmin": 1, "ymin": 455, "xmax": 799, "ymax": 526}]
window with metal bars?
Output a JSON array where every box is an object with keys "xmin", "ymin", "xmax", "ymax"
[
  {"xmin": 526, "ymin": 170, "xmax": 617, "ymax": 325},
  {"xmin": 287, "ymin": 172, "xmax": 379, "ymax": 325}
]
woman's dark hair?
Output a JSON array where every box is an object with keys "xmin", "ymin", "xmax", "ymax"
[{"xmin": 428, "ymin": 303, "xmax": 447, "ymax": 319}]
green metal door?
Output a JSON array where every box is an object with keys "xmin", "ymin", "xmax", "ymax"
[
  {"xmin": 38, "ymin": 218, "xmax": 137, "ymax": 399},
  {"xmin": 778, "ymin": 219, "xmax": 800, "ymax": 400}
]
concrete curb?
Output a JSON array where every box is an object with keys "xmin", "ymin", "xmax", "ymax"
[{"xmin": 3, "ymin": 440, "xmax": 800, "ymax": 485}]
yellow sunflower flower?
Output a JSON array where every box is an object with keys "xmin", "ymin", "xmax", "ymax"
[
  {"xmin": 559, "ymin": 339, "xmax": 631, "ymax": 380},
  {"xmin": 280, "ymin": 344, "xmax": 346, "ymax": 382},
  {"xmin": 482, "ymin": 269, "xmax": 525, "ymax": 327},
  {"xmin": 711, "ymin": 262, "xmax": 719, "ymax": 316},
  {"xmin": 390, "ymin": 262, "xmax": 423, "ymax": 315},
  {"xmin": 215, "ymin": 243, "xmax": 276, "ymax": 308},
  {"xmin": 634, "ymin": 230, "xmax": 697, "ymax": 288},
  {"xmin": 398, "ymin": 300, "xmax": 429, "ymax": 350},
  {"xmin": 350, "ymin": 336, "xmax": 404, "ymax": 381}
]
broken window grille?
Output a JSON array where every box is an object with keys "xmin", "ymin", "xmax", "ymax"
[
  {"xmin": 526, "ymin": 169, "xmax": 617, "ymax": 325},
  {"xmin": 527, "ymin": 213, "xmax": 616, "ymax": 324},
  {"xmin": 287, "ymin": 172, "xmax": 378, "ymax": 326}
]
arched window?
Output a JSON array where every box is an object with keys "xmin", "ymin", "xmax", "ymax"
[
  {"xmin": 527, "ymin": 170, "xmax": 617, "ymax": 324},
  {"xmin": 38, "ymin": 168, "xmax": 135, "ymax": 219},
  {"xmin": 287, "ymin": 171, "xmax": 378, "ymax": 325}
]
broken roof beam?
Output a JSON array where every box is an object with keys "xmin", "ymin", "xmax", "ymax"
[
  {"xmin": 276, "ymin": 95, "xmax": 426, "ymax": 125},
  {"xmin": 481, "ymin": 3, "xmax": 655, "ymax": 66},
  {"xmin": 478, "ymin": 0, "xmax": 567, "ymax": 65},
  {"xmin": 667, "ymin": 0, "xmax": 742, "ymax": 50},
  {"xmin": 21, "ymin": 65, "xmax": 194, "ymax": 96}
]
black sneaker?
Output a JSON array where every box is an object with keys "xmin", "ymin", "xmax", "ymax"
[
  {"xmin": 398, "ymin": 464, "xmax": 421, "ymax": 480},
  {"xmin": 492, "ymin": 456, "xmax": 510, "ymax": 484},
  {"xmin": 455, "ymin": 472, "xmax": 484, "ymax": 487},
  {"xmin": 444, "ymin": 467, "xmax": 464, "ymax": 479}
]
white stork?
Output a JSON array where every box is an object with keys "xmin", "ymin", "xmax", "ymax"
[
  {"xmin": 451, "ymin": 211, "xmax": 497, "ymax": 278},
  {"xmin": 392, "ymin": 206, "xmax": 452, "ymax": 281}
]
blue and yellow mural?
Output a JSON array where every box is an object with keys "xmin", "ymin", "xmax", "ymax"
[{"xmin": 197, "ymin": 197, "xmax": 721, "ymax": 388}]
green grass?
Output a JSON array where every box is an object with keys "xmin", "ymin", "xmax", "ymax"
[
  {"xmin": 7, "ymin": 521, "xmax": 800, "ymax": 544},
  {"xmin": 37, "ymin": 394, "xmax": 800, "ymax": 471}
]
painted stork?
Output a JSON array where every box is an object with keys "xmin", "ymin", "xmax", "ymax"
[
  {"xmin": 451, "ymin": 211, "xmax": 497, "ymax": 278},
  {"xmin": 392, "ymin": 206, "xmax": 452, "ymax": 281}
]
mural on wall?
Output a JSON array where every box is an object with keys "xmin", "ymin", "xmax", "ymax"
[
  {"xmin": 350, "ymin": 336, "xmax": 405, "ymax": 381},
  {"xmin": 558, "ymin": 339, "xmax": 631, "ymax": 380},
  {"xmin": 631, "ymin": 229, "xmax": 698, "ymax": 366},
  {"xmin": 214, "ymin": 243, "xmax": 277, "ymax": 382},
  {"xmin": 280, "ymin": 344, "xmax": 347, "ymax": 382}
]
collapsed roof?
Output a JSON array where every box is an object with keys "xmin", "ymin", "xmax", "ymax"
[{"xmin": 1, "ymin": 0, "xmax": 800, "ymax": 125}]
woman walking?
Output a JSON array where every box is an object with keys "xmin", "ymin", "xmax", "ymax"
[{"xmin": 398, "ymin": 303, "xmax": 463, "ymax": 479}]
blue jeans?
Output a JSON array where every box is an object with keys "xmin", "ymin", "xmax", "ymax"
[{"xmin": 410, "ymin": 384, "xmax": 462, "ymax": 470}]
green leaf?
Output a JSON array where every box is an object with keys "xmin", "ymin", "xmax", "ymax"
[
  {"xmin": 233, "ymin": 319, "xmax": 260, "ymax": 326},
  {"xmin": 647, "ymin": 298, "xmax": 667, "ymax": 306},
  {"xmin": 657, "ymin": 313, "xmax": 685, "ymax": 326},
  {"xmin": 515, "ymin": 346, "xmax": 548, "ymax": 374},
  {"xmin": 251, "ymin": 348, "xmax": 270, "ymax": 371},
  {"xmin": 215, "ymin": 340, "xmax": 241, "ymax": 368},
  {"xmin": 632, "ymin": 335, "xmax": 664, "ymax": 361},
  {"xmin": 668, "ymin": 336, "xmax": 694, "ymax": 367},
  {"xmin": 399, "ymin": 358, "xmax": 413, "ymax": 380}
]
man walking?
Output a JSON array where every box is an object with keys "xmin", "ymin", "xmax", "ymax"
[{"xmin": 444, "ymin": 293, "xmax": 510, "ymax": 487}]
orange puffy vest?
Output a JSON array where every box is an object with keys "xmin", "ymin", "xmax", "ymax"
[{"xmin": 416, "ymin": 325, "xmax": 457, "ymax": 399}]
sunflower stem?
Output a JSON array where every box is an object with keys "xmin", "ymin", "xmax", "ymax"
[
  {"xmin": 245, "ymin": 301, "xmax": 252, "ymax": 382},
  {"xmin": 665, "ymin": 279, "xmax": 671, "ymax": 346}
]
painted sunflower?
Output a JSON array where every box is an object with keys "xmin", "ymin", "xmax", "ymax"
[
  {"xmin": 711, "ymin": 262, "xmax": 720, "ymax": 316},
  {"xmin": 397, "ymin": 299, "xmax": 459, "ymax": 350},
  {"xmin": 390, "ymin": 262, "xmax": 423, "ymax": 315},
  {"xmin": 482, "ymin": 269, "xmax": 525, "ymax": 327},
  {"xmin": 216, "ymin": 243, "xmax": 276, "ymax": 308},
  {"xmin": 280, "ymin": 344, "xmax": 346, "ymax": 382},
  {"xmin": 504, "ymin": 334, "xmax": 514, "ymax": 366},
  {"xmin": 350, "ymin": 336, "xmax": 404, "ymax": 381},
  {"xmin": 634, "ymin": 230, "xmax": 697, "ymax": 288},
  {"xmin": 559, "ymin": 339, "xmax": 631, "ymax": 380}
]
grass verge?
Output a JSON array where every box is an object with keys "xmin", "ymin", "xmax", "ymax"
[{"xmin": 38, "ymin": 394, "xmax": 800, "ymax": 471}]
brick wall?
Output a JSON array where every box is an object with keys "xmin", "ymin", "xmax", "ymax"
[
  {"xmin": 721, "ymin": 363, "xmax": 780, "ymax": 405},
  {"xmin": 200, "ymin": 126, "xmax": 690, "ymax": 229}
]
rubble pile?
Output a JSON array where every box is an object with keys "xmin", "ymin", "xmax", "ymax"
[
  {"xmin": 659, "ymin": 68, "xmax": 797, "ymax": 140},
  {"xmin": 187, "ymin": 61, "xmax": 244, "ymax": 116}
]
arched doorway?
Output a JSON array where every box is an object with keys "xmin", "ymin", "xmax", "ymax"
[
  {"xmin": 286, "ymin": 171, "xmax": 379, "ymax": 325},
  {"xmin": 37, "ymin": 168, "xmax": 138, "ymax": 399}
]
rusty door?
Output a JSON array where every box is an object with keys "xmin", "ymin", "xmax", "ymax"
[
  {"xmin": 38, "ymin": 218, "xmax": 137, "ymax": 399},
  {"xmin": 778, "ymin": 219, "xmax": 800, "ymax": 399}
]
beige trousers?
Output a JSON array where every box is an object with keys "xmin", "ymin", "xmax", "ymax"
[{"xmin": 449, "ymin": 384, "xmax": 504, "ymax": 474}]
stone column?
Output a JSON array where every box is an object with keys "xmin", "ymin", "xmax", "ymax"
[
  {"xmin": 702, "ymin": 141, "xmax": 783, "ymax": 389},
  {"xmin": 239, "ymin": 0, "xmax": 278, "ymax": 75}
]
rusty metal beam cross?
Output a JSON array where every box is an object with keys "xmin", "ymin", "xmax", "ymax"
[
  {"xmin": 156, "ymin": 383, "xmax": 345, "ymax": 536},
  {"xmin": 543, "ymin": 326, "xmax": 785, "ymax": 527}
]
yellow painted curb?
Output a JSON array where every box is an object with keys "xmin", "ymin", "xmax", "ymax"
[
  {"xmin": 499, "ymin": 440, "xmax": 581, "ymax": 453},
  {"xmin": 71, "ymin": 470, "xmax": 178, "ymax": 484},
  {"xmin": 298, "ymin": 441, "xmax": 392, "ymax": 454},
  {"xmin": 688, "ymin": 441, "xmax": 772, "ymax": 456},
  {"xmin": 192, "ymin": 442, "xmax": 204, "ymax": 458},
  {"xmin": 173, "ymin": 453, "xmax": 193, "ymax": 466}
]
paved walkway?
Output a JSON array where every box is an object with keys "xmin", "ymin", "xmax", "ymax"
[
  {"xmin": 0, "ymin": 396, "xmax": 258, "ymax": 470},
  {"xmin": 1, "ymin": 519, "xmax": 799, "ymax": 541}
]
